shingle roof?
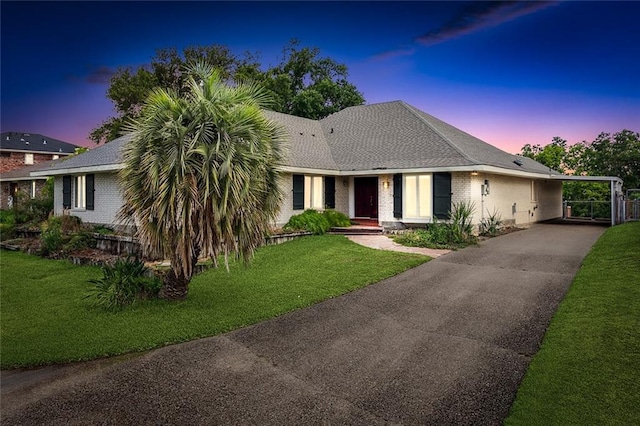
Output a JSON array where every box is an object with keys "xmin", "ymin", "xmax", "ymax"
[
  {"xmin": 0, "ymin": 132, "xmax": 79, "ymax": 154},
  {"xmin": 320, "ymin": 101, "xmax": 556, "ymax": 174},
  {"xmin": 33, "ymin": 134, "xmax": 131, "ymax": 174},
  {"xmin": 263, "ymin": 111, "xmax": 337, "ymax": 170},
  {"xmin": 0, "ymin": 161, "xmax": 56, "ymax": 181},
  {"xmin": 35, "ymin": 101, "xmax": 557, "ymax": 176}
]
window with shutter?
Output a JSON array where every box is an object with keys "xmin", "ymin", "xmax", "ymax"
[
  {"xmin": 324, "ymin": 177, "xmax": 335, "ymax": 209},
  {"xmin": 86, "ymin": 174, "xmax": 95, "ymax": 210},
  {"xmin": 393, "ymin": 174, "xmax": 402, "ymax": 218},
  {"xmin": 62, "ymin": 176, "xmax": 71, "ymax": 209},
  {"xmin": 292, "ymin": 174, "xmax": 304, "ymax": 210}
]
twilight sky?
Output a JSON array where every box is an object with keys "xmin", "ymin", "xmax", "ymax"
[{"xmin": 1, "ymin": 1, "xmax": 639, "ymax": 154}]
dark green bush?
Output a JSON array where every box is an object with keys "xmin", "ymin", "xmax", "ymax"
[
  {"xmin": 322, "ymin": 209, "xmax": 351, "ymax": 228},
  {"xmin": 284, "ymin": 209, "xmax": 330, "ymax": 235},
  {"xmin": 85, "ymin": 256, "xmax": 162, "ymax": 311},
  {"xmin": 0, "ymin": 210, "xmax": 16, "ymax": 225}
]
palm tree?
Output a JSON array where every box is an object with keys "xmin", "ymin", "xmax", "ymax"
[{"xmin": 118, "ymin": 63, "xmax": 287, "ymax": 300}]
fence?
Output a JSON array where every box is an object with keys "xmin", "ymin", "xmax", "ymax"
[
  {"xmin": 626, "ymin": 199, "xmax": 640, "ymax": 221},
  {"xmin": 563, "ymin": 200, "xmax": 611, "ymax": 221}
]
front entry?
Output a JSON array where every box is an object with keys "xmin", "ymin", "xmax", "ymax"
[{"xmin": 354, "ymin": 177, "xmax": 378, "ymax": 218}]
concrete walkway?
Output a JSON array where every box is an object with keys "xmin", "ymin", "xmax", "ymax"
[
  {"xmin": 1, "ymin": 224, "xmax": 605, "ymax": 425},
  {"xmin": 346, "ymin": 234, "xmax": 451, "ymax": 257}
]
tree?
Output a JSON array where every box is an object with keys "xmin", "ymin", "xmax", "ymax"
[
  {"xmin": 583, "ymin": 130, "xmax": 640, "ymax": 190},
  {"xmin": 90, "ymin": 41, "xmax": 365, "ymax": 143},
  {"xmin": 118, "ymin": 63, "xmax": 287, "ymax": 300},
  {"xmin": 261, "ymin": 40, "xmax": 365, "ymax": 119},
  {"xmin": 90, "ymin": 45, "xmax": 260, "ymax": 144},
  {"xmin": 520, "ymin": 130, "xmax": 639, "ymax": 191},
  {"xmin": 520, "ymin": 137, "xmax": 566, "ymax": 171}
]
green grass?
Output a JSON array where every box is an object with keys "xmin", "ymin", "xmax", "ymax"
[
  {"xmin": 0, "ymin": 235, "xmax": 428, "ymax": 369},
  {"xmin": 506, "ymin": 221, "xmax": 640, "ymax": 425}
]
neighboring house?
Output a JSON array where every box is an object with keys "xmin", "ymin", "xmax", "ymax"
[
  {"xmin": 32, "ymin": 101, "xmax": 568, "ymax": 228},
  {"xmin": 1, "ymin": 133, "xmax": 78, "ymax": 210},
  {"xmin": 0, "ymin": 162, "xmax": 57, "ymax": 209},
  {"xmin": 1, "ymin": 132, "xmax": 79, "ymax": 173}
]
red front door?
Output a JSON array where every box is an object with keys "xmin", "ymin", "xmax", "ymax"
[{"xmin": 354, "ymin": 177, "xmax": 378, "ymax": 218}]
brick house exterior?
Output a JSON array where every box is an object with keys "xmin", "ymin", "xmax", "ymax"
[
  {"xmin": 32, "ymin": 101, "xmax": 570, "ymax": 228},
  {"xmin": 1, "ymin": 132, "xmax": 78, "ymax": 173},
  {"xmin": 1, "ymin": 132, "xmax": 79, "ymax": 209}
]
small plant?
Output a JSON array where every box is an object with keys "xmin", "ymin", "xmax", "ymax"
[
  {"xmin": 448, "ymin": 201, "xmax": 476, "ymax": 244},
  {"xmin": 322, "ymin": 209, "xmax": 351, "ymax": 228},
  {"xmin": 85, "ymin": 256, "xmax": 162, "ymax": 311},
  {"xmin": 284, "ymin": 209, "xmax": 331, "ymax": 235},
  {"xmin": 479, "ymin": 208, "xmax": 503, "ymax": 237}
]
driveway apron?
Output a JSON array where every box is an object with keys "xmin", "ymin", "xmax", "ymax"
[{"xmin": 1, "ymin": 224, "xmax": 606, "ymax": 425}]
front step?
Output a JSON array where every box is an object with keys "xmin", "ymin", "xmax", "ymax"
[{"xmin": 329, "ymin": 226, "xmax": 383, "ymax": 235}]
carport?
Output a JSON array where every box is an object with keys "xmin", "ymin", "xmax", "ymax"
[{"xmin": 549, "ymin": 175, "xmax": 624, "ymax": 226}]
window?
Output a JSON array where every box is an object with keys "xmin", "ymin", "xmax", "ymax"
[
  {"xmin": 292, "ymin": 174, "xmax": 327, "ymax": 210},
  {"xmin": 404, "ymin": 174, "xmax": 432, "ymax": 219},
  {"xmin": 531, "ymin": 180, "xmax": 537, "ymax": 202},
  {"xmin": 74, "ymin": 175, "xmax": 86, "ymax": 209},
  {"xmin": 305, "ymin": 176, "xmax": 324, "ymax": 209},
  {"xmin": 25, "ymin": 153, "xmax": 34, "ymax": 165},
  {"xmin": 31, "ymin": 181, "xmax": 36, "ymax": 199}
]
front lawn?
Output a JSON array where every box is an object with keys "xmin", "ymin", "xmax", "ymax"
[
  {"xmin": 506, "ymin": 221, "xmax": 640, "ymax": 424},
  {"xmin": 0, "ymin": 235, "xmax": 428, "ymax": 369}
]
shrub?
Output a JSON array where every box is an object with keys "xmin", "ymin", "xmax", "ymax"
[
  {"xmin": 322, "ymin": 209, "xmax": 351, "ymax": 228},
  {"xmin": 85, "ymin": 256, "xmax": 162, "ymax": 311},
  {"xmin": 392, "ymin": 202, "xmax": 478, "ymax": 249},
  {"xmin": 479, "ymin": 208, "xmax": 503, "ymax": 237},
  {"xmin": 284, "ymin": 209, "xmax": 330, "ymax": 235},
  {"xmin": 40, "ymin": 217, "xmax": 64, "ymax": 255}
]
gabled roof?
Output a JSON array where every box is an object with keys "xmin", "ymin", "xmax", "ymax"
[
  {"xmin": 32, "ymin": 134, "xmax": 131, "ymax": 175},
  {"xmin": 33, "ymin": 101, "xmax": 558, "ymax": 177},
  {"xmin": 0, "ymin": 132, "xmax": 79, "ymax": 154}
]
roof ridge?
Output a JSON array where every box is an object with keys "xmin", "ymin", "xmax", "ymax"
[{"xmin": 400, "ymin": 102, "xmax": 479, "ymax": 165}]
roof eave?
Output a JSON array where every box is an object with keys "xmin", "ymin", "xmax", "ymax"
[{"xmin": 31, "ymin": 163, "xmax": 124, "ymax": 177}]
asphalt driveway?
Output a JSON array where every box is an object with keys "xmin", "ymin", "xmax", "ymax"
[{"xmin": 1, "ymin": 224, "xmax": 605, "ymax": 425}]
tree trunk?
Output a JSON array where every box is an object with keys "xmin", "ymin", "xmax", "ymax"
[{"xmin": 158, "ymin": 269, "xmax": 190, "ymax": 300}]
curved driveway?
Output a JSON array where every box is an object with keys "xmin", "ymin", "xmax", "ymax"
[{"xmin": 1, "ymin": 224, "xmax": 605, "ymax": 425}]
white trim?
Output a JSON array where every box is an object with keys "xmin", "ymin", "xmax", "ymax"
[
  {"xmin": 0, "ymin": 175, "xmax": 48, "ymax": 182},
  {"xmin": 31, "ymin": 163, "xmax": 122, "ymax": 177}
]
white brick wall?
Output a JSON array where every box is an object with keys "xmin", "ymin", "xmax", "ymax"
[
  {"xmin": 52, "ymin": 170, "xmax": 563, "ymax": 229},
  {"xmin": 274, "ymin": 173, "xmax": 348, "ymax": 227},
  {"xmin": 461, "ymin": 172, "xmax": 562, "ymax": 226},
  {"xmin": 55, "ymin": 173, "xmax": 124, "ymax": 226},
  {"xmin": 379, "ymin": 174, "xmax": 398, "ymax": 226}
]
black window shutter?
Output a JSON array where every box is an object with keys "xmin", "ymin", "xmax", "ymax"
[
  {"xmin": 292, "ymin": 174, "xmax": 304, "ymax": 210},
  {"xmin": 62, "ymin": 175, "xmax": 71, "ymax": 209},
  {"xmin": 393, "ymin": 174, "xmax": 403, "ymax": 218},
  {"xmin": 433, "ymin": 173, "xmax": 452, "ymax": 220},
  {"xmin": 86, "ymin": 174, "xmax": 95, "ymax": 210},
  {"xmin": 324, "ymin": 176, "xmax": 335, "ymax": 209}
]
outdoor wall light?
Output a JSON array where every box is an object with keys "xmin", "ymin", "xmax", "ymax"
[
  {"xmin": 471, "ymin": 171, "xmax": 478, "ymax": 176},
  {"xmin": 342, "ymin": 178, "xmax": 348, "ymax": 187},
  {"xmin": 383, "ymin": 180, "xmax": 390, "ymax": 189}
]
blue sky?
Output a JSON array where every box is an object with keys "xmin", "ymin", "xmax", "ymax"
[{"xmin": 1, "ymin": 1, "xmax": 639, "ymax": 153}]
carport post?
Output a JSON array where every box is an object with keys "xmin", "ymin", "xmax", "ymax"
[{"xmin": 611, "ymin": 180, "xmax": 615, "ymax": 226}]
